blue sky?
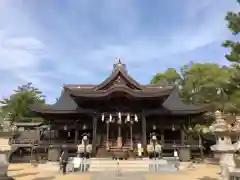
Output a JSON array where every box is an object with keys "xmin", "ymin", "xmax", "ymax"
[{"xmin": 0, "ymin": 0, "xmax": 239, "ymax": 103}]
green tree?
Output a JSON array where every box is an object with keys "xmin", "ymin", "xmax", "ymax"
[
  {"xmin": 222, "ymin": 0, "xmax": 240, "ymax": 113},
  {"xmin": 0, "ymin": 83, "xmax": 45, "ymax": 122},
  {"xmin": 150, "ymin": 68, "xmax": 181, "ymax": 85},
  {"xmin": 222, "ymin": 0, "xmax": 240, "ymax": 63},
  {"xmin": 151, "ymin": 63, "xmax": 238, "ymax": 113},
  {"xmin": 180, "ymin": 63, "xmax": 233, "ymax": 112}
]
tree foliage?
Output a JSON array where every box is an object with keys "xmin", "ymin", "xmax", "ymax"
[
  {"xmin": 222, "ymin": 1, "xmax": 240, "ymax": 63},
  {"xmin": 0, "ymin": 83, "xmax": 45, "ymax": 122},
  {"xmin": 151, "ymin": 63, "xmax": 239, "ymax": 114},
  {"xmin": 222, "ymin": 0, "xmax": 240, "ymax": 113},
  {"xmin": 151, "ymin": 68, "xmax": 181, "ymax": 85}
]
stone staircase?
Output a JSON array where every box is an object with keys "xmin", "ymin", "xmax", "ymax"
[
  {"xmin": 96, "ymin": 147, "xmax": 112, "ymax": 157},
  {"xmin": 88, "ymin": 158, "xmax": 150, "ymax": 172}
]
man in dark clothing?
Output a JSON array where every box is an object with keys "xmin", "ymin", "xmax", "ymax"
[{"xmin": 60, "ymin": 148, "xmax": 69, "ymax": 175}]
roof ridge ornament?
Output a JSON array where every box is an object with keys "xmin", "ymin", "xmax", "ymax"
[{"xmin": 113, "ymin": 58, "xmax": 127, "ymax": 72}]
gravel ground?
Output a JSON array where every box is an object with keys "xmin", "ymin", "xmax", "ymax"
[{"xmin": 7, "ymin": 163, "xmax": 220, "ymax": 180}]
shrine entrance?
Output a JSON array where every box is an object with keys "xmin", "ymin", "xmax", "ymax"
[{"xmin": 101, "ymin": 113, "xmax": 140, "ymax": 152}]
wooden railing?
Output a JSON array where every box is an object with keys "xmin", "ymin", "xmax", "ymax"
[
  {"xmin": 11, "ymin": 139, "xmax": 39, "ymax": 145},
  {"xmin": 11, "ymin": 139, "xmax": 81, "ymax": 145},
  {"xmin": 229, "ymin": 172, "xmax": 240, "ymax": 180},
  {"xmin": 162, "ymin": 139, "xmax": 200, "ymax": 146}
]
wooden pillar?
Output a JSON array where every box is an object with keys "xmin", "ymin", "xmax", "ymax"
[
  {"xmin": 199, "ymin": 134, "xmax": 204, "ymax": 160},
  {"xmin": 130, "ymin": 124, "xmax": 133, "ymax": 149},
  {"xmin": 106, "ymin": 121, "xmax": 109, "ymax": 149},
  {"xmin": 161, "ymin": 129, "xmax": 164, "ymax": 144},
  {"xmin": 181, "ymin": 129, "xmax": 185, "ymax": 145},
  {"xmin": 92, "ymin": 115, "xmax": 97, "ymax": 156},
  {"xmin": 141, "ymin": 112, "xmax": 147, "ymax": 156},
  {"xmin": 117, "ymin": 124, "xmax": 122, "ymax": 148},
  {"xmin": 75, "ymin": 121, "xmax": 79, "ymax": 144},
  {"xmin": 48, "ymin": 121, "xmax": 51, "ymax": 145}
]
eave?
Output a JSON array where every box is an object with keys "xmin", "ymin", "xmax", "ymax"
[
  {"xmin": 30, "ymin": 90, "xmax": 95, "ymax": 115},
  {"xmin": 67, "ymin": 85, "xmax": 174, "ymax": 99},
  {"xmin": 30, "ymin": 105, "xmax": 95, "ymax": 116}
]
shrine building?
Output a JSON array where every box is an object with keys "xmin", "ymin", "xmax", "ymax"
[{"xmin": 30, "ymin": 60, "xmax": 208, "ymax": 159}]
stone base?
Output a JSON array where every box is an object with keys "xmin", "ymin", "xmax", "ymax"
[
  {"xmin": 179, "ymin": 148, "xmax": 191, "ymax": 162},
  {"xmin": 0, "ymin": 175, "xmax": 14, "ymax": 180},
  {"xmin": 0, "ymin": 152, "xmax": 11, "ymax": 180},
  {"xmin": 48, "ymin": 147, "xmax": 60, "ymax": 161}
]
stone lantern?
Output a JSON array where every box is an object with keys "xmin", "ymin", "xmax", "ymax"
[
  {"xmin": 210, "ymin": 111, "xmax": 237, "ymax": 180},
  {"xmin": 0, "ymin": 123, "xmax": 17, "ymax": 180},
  {"xmin": 233, "ymin": 116, "xmax": 240, "ymax": 150}
]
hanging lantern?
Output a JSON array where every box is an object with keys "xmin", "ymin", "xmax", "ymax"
[
  {"xmin": 83, "ymin": 135, "xmax": 88, "ymax": 141},
  {"xmin": 118, "ymin": 112, "xmax": 121, "ymax": 120},
  {"xmin": 109, "ymin": 114, "xmax": 112, "ymax": 122},
  {"xmin": 134, "ymin": 114, "xmax": 138, "ymax": 122},
  {"xmin": 153, "ymin": 124, "xmax": 156, "ymax": 130},
  {"xmin": 127, "ymin": 114, "xmax": 130, "ymax": 122},
  {"xmin": 82, "ymin": 124, "xmax": 87, "ymax": 130},
  {"xmin": 172, "ymin": 124, "xmax": 175, "ymax": 131},
  {"xmin": 152, "ymin": 135, "xmax": 157, "ymax": 140},
  {"xmin": 64, "ymin": 125, "xmax": 67, "ymax": 131},
  {"xmin": 101, "ymin": 114, "xmax": 104, "ymax": 122}
]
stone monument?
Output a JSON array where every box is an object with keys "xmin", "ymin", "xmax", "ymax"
[
  {"xmin": 0, "ymin": 121, "xmax": 16, "ymax": 180},
  {"xmin": 210, "ymin": 111, "xmax": 238, "ymax": 180}
]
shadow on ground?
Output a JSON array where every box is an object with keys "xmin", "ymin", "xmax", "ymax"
[
  {"xmin": 32, "ymin": 176, "xmax": 56, "ymax": 180},
  {"xmin": 12, "ymin": 172, "xmax": 39, "ymax": 178},
  {"xmin": 198, "ymin": 176, "xmax": 219, "ymax": 180}
]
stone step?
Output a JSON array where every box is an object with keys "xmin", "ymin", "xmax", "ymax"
[
  {"xmin": 89, "ymin": 168, "xmax": 149, "ymax": 172},
  {"xmin": 90, "ymin": 164, "xmax": 149, "ymax": 168},
  {"xmin": 90, "ymin": 160, "xmax": 150, "ymax": 164},
  {"xmin": 89, "ymin": 165, "xmax": 149, "ymax": 172},
  {"xmin": 89, "ymin": 159, "xmax": 153, "ymax": 172}
]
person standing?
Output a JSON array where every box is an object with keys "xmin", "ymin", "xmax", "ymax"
[{"xmin": 59, "ymin": 147, "xmax": 69, "ymax": 175}]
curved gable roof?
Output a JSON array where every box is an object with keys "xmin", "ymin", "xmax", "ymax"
[{"xmin": 94, "ymin": 59, "xmax": 142, "ymax": 90}]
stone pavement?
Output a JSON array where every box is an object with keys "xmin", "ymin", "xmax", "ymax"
[{"xmin": 91, "ymin": 171, "xmax": 146, "ymax": 180}]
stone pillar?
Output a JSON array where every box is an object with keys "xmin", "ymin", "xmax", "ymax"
[
  {"xmin": 141, "ymin": 113, "xmax": 147, "ymax": 156},
  {"xmin": 48, "ymin": 145, "xmax": 60, "ymax": 161},
  {"xmin": 92, "ymin": 115, "xmax": 97, "ymax": 156},
  {"xmin": 0, "ymin": 132, "xmax": 14, "ymax": 180}
]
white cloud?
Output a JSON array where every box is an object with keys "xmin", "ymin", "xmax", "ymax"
[
  {"xmin": 0, "ymin": 0, "xmax": 238, "ymax": 103},
  {"xmin": 0, "ymin": 35, "xmax": 44, "ymax": 70},
  {"xmin": 71, "ymin": 0, "xmax": 237, "ymax": 72}
]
